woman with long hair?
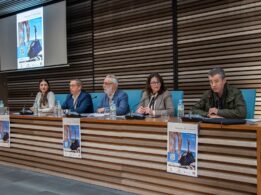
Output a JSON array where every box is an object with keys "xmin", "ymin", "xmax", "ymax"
[
  {"xmin": 136, "ymin": 73, "xmax": 174, "ymax": 116},
  {"xmin": 32, "ymin": 79, "xmax": 55, "ymax": 113}
]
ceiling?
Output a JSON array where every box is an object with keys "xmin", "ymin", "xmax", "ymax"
[{"xmin": 0, "ymin": 0, "xmax": 58, "ymax": 18}]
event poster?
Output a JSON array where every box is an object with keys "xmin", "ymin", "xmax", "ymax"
[
  {"xmin": 0, "ymin": 115, "xmax": 10, "ymax": 147},
  {"xmin": 167, "ymin": 122, "xmax": 198, "ymax": 177},
  {"xmin": 17, "ymin": 7, "xmax": 44, "ymax": 69},
  {"xmin": 63, "ymin": 118, "xmax": 81, "ymax": 158}
]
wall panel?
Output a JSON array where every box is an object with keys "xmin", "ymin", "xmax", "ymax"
[
  {"xmin": 178, "ymin": 0, "xmax": 261, "ymax": 118},
  {"xmin": 3, "ymin": 0, "xmax": 261, "ymax": 118},
  {"xmin": 93, "ymin": 0, "xmax": 174, "ymax": 91}
]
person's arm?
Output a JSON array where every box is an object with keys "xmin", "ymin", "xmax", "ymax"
[
  {"xmin": 96, "ymin": 94, "xmax": 106, "ymax": 113},
  {"xmin": 192, "ymin": 91, "xmax": 209, "ymax": 117},
  {"xmin": 217, "ymin": 91, "xmax": 247, "ymax": 119},
  {"xmin": 75, "ymin": 93, "xmax": 93, "ymax": 113},
  {"xmin": 116, "ymin": 92, "xmax": 129, "ymax": 115},
  {"xmin": 61, "ymin": 94, "xmax": 70, "ymax": 110},
  {"xmin": 39, "ymin": 92, "xmax": 56, "ymax": 113},
  {"xmin": 96, "ymin": 95, "xmax": 104, "ymax": 110},
  {"xmin": 136, "ymin": 92, "xmax": 147, "ymax": 114},
  {"xmin": 154, "ymin": 92, "xmax": 174, "ymax": 116},
  {"xmin": 30, "ymin": 92, "xmax": 40, "ymax": 111}
]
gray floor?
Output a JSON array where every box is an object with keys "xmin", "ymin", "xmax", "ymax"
[{"xmin": 0, "ymin": 165, "xmax": 135, "ymax": 195}]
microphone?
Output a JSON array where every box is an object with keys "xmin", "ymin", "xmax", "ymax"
[
  {"xmin": 130, "ymin": 98, "xmax": 146, "ymax": 114},
  {"xmin": 126, "ymin": 98, "xmax": 146, "ymax": 120},
  {"xmin": 125, "ymin": 112, "xmax": 145, "ymax": 120},
  {"xmin": 20, "ymin": 92, "xmax": 34, "ymax": 115}
]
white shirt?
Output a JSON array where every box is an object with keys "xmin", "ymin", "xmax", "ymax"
[
  {"xmin": 107, "ymin": 91, "xmax": 116, "ymax": 105},
  {"xmin": 148, "ymin": 93, "xmax": 158, "ymax": 110},
  {"xmin": 34, "ymin": 91, "xmax": 56, "ymax": 113},
  {"xmin": 72, "ymin": 92, "xmax": 81, "ymax": 109}
]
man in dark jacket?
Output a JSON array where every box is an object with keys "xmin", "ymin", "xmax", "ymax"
[
  {"xmin": 62, "ymin": 79, "xmax": 93, "ymax": 114},
  {"xmin": 97, "ymin": 74, "xmax": 129, "ymax": 115},
  {"xmin": 192, "ymin": 67, "xmax": 246, "ymax": 119}
]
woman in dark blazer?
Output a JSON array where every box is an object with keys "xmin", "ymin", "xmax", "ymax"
[{"xmin": 136, "ymin": 73, "xmax": 174, "ymax": 116}]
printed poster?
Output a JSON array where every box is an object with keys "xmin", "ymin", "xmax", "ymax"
[
  {"xmin": 0, "ymin": 115, "xmax": 10, "ymax": 147},
  {"xmin": 167, "ymin": 122, "xmax": 198, "ymax": 177},
  {"xmin": 63, "ymin": 118, "xmax": 81, "ymax": 158}
]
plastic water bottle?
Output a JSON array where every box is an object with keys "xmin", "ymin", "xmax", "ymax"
[
  {"xmin": 34, "ymin": 102, "xmax": 39, "ymax": 116},
  {"xmin": 0, "ymin": 100, "xmax": 4, "ymax": 108},
  {"xmin": 177, "ymin": 99, "xmax": 184, "ymax": 122},
  {"xmin": 0, "ymin": 100, "xmax": 4, "ymax": 115},
  {"xmin": 110, "ymin": 101, "xmax": 116, "ymax": 119},
  {"xmin": 56, "ymin": 100, "xmax": 62, "ymax": 117}
]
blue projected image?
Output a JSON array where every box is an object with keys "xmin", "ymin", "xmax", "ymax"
[{"xmin": 17, "ymin": 17, "xmax": 43, "ymax": 59}]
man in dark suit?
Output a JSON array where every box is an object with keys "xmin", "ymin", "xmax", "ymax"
[{"xmin": 62, "ymin": 79, "xmax": 93, "ymax": 114}]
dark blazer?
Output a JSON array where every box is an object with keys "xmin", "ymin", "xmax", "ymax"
[
  {"xmin": 97, "ymin": 90, "xmax": 129, "ymax": 115},
  {"xmin": 62, "ymin": 91, "xmax": 93, "ymax": 114}
]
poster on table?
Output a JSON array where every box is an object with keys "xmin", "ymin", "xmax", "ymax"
[
  {"xmin": 0, "ymin": 115, "xmax": 10, "ymax": 147},
  {"xmin": 167, "ymin": 122, "xmax": 198, "ymax": 177},
  {"xmin": 63, "ymin": 118, "xmax": 81, "ymax": 158}
]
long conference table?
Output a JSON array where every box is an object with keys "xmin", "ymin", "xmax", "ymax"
[{"xmin": 0, "ymin": 114, "xmax": 260, "ymax": 195}]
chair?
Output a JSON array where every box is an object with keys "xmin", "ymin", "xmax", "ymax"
[
  {"xmin": 170, "ymin": 90, "xmax": 184, "ymax": 117},
  {"xmin": 90, "ymin": 92, "xmax": 104, "ymax": 112},
  {"xmin": 55, "ymin": 94, "xmax": 67, "ymax": 105},
  {"xmin": 240, "ymin": 89, "xmax": 256, "ymax": 119},
  {"xmin": 123, "ymin": 89, "xmax": 143, "ymax": 112}
]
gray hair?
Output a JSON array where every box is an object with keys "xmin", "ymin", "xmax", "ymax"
[
  {"xmin": 105, "ymin": 74, "xmax": 118, "ymax": 85},
  {"xmin": 208, "ymin": 67, "xmax": 225, "ymax": 79},
  {"xmin": 71, "ymin": 79, "xmax": 83, "ymax": 86}
]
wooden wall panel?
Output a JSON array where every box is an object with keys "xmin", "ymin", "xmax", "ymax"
[
  {"xmin": 6, "ymin": 0, "xmax": 94, "ymax": 111},
  {"xmin": 178, "ymin": 0, "xmax": 261, "ymax": 118},
  {"xmin": 3, "ymin": 0, "xmax": 261, "ymax": 118},
  {"xmin": 93, "ymin": 0, "xmax": 174, "ymax": 91}
]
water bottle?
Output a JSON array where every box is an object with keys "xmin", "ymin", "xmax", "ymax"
[
  {"xmin": 177, "ymin": 99, "xmax": 184, "ymax": 122},
  {"xmin": 34, "ymin": 102, "xmax": 39, "ymax": 116},
  {"xmin": 110, "ymin": 101, "xmax": 116, "ymax": 119},
  {"xmin": 56, "ymin": 100, "xmax": 62, "ymax": 117},
  {"xmin": 0, "ymin": 100, "xmax": 3, "ymax": 107},
  {"xmin": 0, "ymin": 100, "xmax": 4, "ymax": 115}
]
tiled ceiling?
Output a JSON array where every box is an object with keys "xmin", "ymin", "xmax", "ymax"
[{"xmin": 0, "ymin": 0, "xmax": 58, "ymax": 18}]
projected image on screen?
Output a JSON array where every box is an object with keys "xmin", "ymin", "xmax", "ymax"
[{"xmin": 17, "ymin": 7, "xmax": 44, "ymax": 69}]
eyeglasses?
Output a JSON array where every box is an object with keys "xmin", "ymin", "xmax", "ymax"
[
  {"xmin": 103, "ymin": 82, "xmax": 113, "ymax": 85},
  {"xmin": 69, "ymin": 84, "xmax": 79, "ymax": 87},
  {"xmin": 150, "ymin": 82, "xmax": 161, "ymax": 85}
]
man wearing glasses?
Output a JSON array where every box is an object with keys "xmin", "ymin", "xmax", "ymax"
[
  {"xmin": 62, "ymin": 79, "xmax": 93, "ymax": 114},
  {"xmin": 97, "ymin": 74, "xmax": 129, "ymax": 115}
]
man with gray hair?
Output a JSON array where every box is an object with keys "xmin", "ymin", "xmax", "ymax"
[
  {"xmin": 62, "ymin": 79, "xmax": 93, "ymax": 113},
  {"xmin": 97, "ymin": 74, "xmax": 129, "ymax": 115},
  {"xmin": 192, "ymin": 67, "xmax": 246, "ymax": 118}
]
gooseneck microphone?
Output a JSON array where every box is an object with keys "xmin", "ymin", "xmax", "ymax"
[
  {"xmin": 130, "ymin": 98, "xmax": 146, "ymax": 115},
  {"xmin": 20, "ymin": 92, "xmax": 34, "ymax": 115},
  {"xmin": 125, "ymin": 98, "xmax": 146, "ymax": 120}
]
